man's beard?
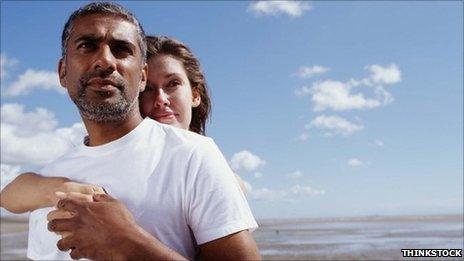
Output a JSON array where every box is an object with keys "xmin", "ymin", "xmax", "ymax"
[{"xmin": 71, "ymin": 70, "xmax": 139, "ymax": 123}]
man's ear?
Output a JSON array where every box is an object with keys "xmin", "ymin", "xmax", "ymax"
[
  {"xmin": 139, "ymin": 62, "xmax": 148, "ymax": 92},
  {"xmin": 192, "ymin": 88, "xmax": 201, "ymax": 108},
  {"xmin": 58, "ymin": 58, "xmax": 67, "ymax": 88}
]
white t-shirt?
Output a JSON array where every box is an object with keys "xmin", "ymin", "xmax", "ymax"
[{"xmin": 27, "ymin": 118, "xmax": 257, "ymax": 260}]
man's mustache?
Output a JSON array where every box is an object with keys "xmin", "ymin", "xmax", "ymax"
[{"xmin": 79, "ymin": 69, "xmax": 126, "ymax": 91}]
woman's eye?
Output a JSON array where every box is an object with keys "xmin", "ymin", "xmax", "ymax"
[{"xmin": 167, "ymin": 80, "xmax": 181, "ymax": 88}]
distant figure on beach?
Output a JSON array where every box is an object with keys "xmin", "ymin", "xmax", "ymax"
[{"xmin": 0, "ymin": 2, "xmax": 260, "ymax": 260}]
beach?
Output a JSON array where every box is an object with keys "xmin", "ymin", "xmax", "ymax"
[
  {"xmin": 1, "ymin": 216, "xmax": 29, "ymax": 260},
  {"xmin": 1, "ymin": 214, "xmax": 463, "ymax": 260}
]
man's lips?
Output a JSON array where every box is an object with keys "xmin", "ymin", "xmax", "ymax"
[{"xmin": 86, "ymin": 79, "xmax": 119, "ymax": 91}]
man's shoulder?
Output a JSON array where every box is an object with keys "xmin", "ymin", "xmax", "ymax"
[{"xmin": 146, "ymin": 118, "xmax": 212, "ymax": 148}]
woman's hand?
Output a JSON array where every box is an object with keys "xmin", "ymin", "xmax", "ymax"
[{"xmin": 51, "ymin": 181, "xmax": 105, "ymax": 206}]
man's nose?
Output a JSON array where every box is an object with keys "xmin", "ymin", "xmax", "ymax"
[
  {"xmin": 93, "ymin": 45, "xmax": 116, "ymax": 72},
  {"xmin": 154, "ymin": 89, "xmax": 170, "ymax": 109}
]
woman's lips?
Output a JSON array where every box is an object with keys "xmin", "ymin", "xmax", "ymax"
[{"xmin": 153, "ymin": 112, "xmax": 176, "ymax": 122}]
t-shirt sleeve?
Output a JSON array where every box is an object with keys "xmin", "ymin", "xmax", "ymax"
[{"xmin": 186, "ymin": 138, "xmax": 258, "ymax": 245}]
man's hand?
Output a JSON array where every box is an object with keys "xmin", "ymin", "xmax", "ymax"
[
  {"xmin": 47, "ymin": 192, "xmax": 97, "ymax": 238},
  {"xmin": 48, "ymin": 193, "xmax": 186, "ymax": 260}
]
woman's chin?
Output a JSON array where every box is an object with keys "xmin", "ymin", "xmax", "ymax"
[
  {"xmin": 155, "ymin": 117, "xmax": 181, "ymax": 127},
  {"xmin": 155, "ymin": 118, "xmax": 175, "ymax": 125}
]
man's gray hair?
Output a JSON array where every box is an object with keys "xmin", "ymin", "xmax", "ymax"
[{"xmin": 61, "ymin": 2, "xmax": 147, "ymax": 62}]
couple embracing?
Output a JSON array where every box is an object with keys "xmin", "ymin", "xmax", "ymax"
[{"xmin": 0, "ymin": 2, "xmax": 260, "ymax": 260}]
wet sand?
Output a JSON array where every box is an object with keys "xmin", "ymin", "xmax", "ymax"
[{"xmin": 1, "ymin": 214, "xmax": 463, "ymax": 260}]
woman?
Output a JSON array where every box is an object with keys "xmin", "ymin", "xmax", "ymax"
[
  {"xmin": 141, "ymin": 35, "xmax": 210, "ymax": 135},
  {"xmin": 1, "ymin": 35, "xmax": 245, "ymax": 213}
]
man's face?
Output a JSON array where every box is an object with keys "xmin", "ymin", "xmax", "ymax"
[{"xmin": 59, "ymin": 14, "xmax": 147, "ymax": 123}]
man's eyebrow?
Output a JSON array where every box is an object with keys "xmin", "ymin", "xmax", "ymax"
[
  {"xmin": 74, "ymin": 34, "xmax": 102, "ymax": 44},
  {"xmin": 73, "ymin": 35, "xmax": 137, "ymax": 52},
  {"xmin": 112, "ymin": 39, "xmax": 136, "ymax": 50}
]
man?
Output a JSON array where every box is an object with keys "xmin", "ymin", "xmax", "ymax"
[{"xmin": 27, "ymin": 2, "xmax": 260, "ymax": 260}]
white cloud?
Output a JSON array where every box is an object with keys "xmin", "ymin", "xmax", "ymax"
[
  {"xmin": 1, "ymin": 53, "xmax": 18, "ymax": 79},
  {"xmin": 306, "ymin": 115, "xmax": 363, "ymax": 136},
  {"xmin": 248, "ymin": 184, "xmax": 325, "ymax": 201},
  {"xmin": 253, "ymin": 172, "xmax": 263, "ymax": 179},
  {"xmin": 298, "ymin": 64, "xmax": 401, "ymax": 112},
  {"xmin": 286, "ymin": 170, "xmax": 303, "ymax": 179},
  {"xmin": 347, "ymin": 158, "xmax": 363, "ymax": 167},
  {"xmin": 294, "ymin": 85, "xmax": 311, "ymax": 97},
  {"xmin": 1, "ymin": 103, "xmax": 86, "ymax": 166},
  {"xmin": 311, "ymin": 80, "xmax": 381, "ymax": 111},
  {"xmin": 249, "ymin": 187, "xmax": 285, "ymax": 201},
  {"xmin": 1, "ymin": 163, "xmax": 21, "ymax": 191},
  {"xmin": 347, "ymin": 77, "xmax": 373, "ymax": 87},
  {"xmin": 1, "ymin": 103, "xmax": 58, "ymax": 135},
  {"xmin": 248, "ymin": 1, "xmax": 311, "ymax": 18},
  {"xmin": 3, "ymin": 69, "xmax": 64, "ymax": 97},
  {"xmin": 374, "ymin": 84, "xmax": 395, "ymax": 104},
  {"xmin": 295, "ymin": 65, "xmax": 329, "ymax": 79},
  {"xmin": 289, "ymin": 184, "xmax": 325, "ymax": 196},
  {"xmin": 366, "ymin": 64, "xmax": 401, "ymax": 85},
  {"xmin": 230, "ymin": 150, "xmax": 266, "ymax": 172}
]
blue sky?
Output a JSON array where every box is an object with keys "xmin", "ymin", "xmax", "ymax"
[{"xmin": 1, "ymin": 1, "xmax": 462, "ymax": 219}]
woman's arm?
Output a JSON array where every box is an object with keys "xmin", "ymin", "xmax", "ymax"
[{"xmin": 0, "ymin": 172, "xmax": 104, "ymax": 213}]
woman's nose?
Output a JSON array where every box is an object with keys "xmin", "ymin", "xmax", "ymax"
[{"xmin": 154, "ymin": 89, "xmax": 170, "ymax": 109}]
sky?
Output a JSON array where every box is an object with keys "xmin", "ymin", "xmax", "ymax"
[{"xmin": 1, "ymin": 1, "xmax": 463, "ymax": 219}]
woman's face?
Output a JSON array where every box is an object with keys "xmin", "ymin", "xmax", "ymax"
[{"xmin": 140, "ymin": 55, "xmax": 200, "ymax": 130}]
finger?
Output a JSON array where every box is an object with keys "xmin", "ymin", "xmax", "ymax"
[
  {"xmin": 57, "ymin": 236, "xmax": 76, "ymax": 252},
  {"xmin": 92, "ymin": 186, "xmax": 106, "ymax": 194},
  {"xmin": 76, "ymin": 184, "xmax": 105, "ymax": 195},
  {"xmin": 93, "ymin": 193, "xmax": 115, "ymax": 202},
  {"xmin": 67, "ymin": 192, "xmax": 93, "ymax": 202},
  {"xmin": 54, "ymin": 231, "xmax": 72, "ymax": 238},
  {"xmin": 47, "ymin": 209, "xmax": 74, "ymax": 221},
  {"xmin": 55, "ymin": 191, "xmax": 67, "ymax": 199},
  {"xmin": 48, "ymin": 218, "xmax": 75, "ymax": 232},
  {"xmin": 60, "ymin": 231, "xmax": 72, "ymax": 239},
  {"xmin": 70, "ymin": 248, "xmax": 83, "ymax": 260},
  {"xmin": 50, "ymin": 192, "xmax": 67, "ymax": 207},
  {"xmin": 57, "ymin": 198, "xmax": 83, "ymax": 212}
]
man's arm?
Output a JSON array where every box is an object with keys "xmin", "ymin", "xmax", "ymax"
[
  {"xmin": 49, "ymin": 194, "xmax": 261, "ymax": 260},
  {"xmin": 185, "ymin": 139, "xmax": 261, "ymax": 260},
  {"xmin": 49, "ymin": 193, "xmax": 187, "ymax": 260},
  {"xmin": 199, "ymin": 230, "xmax": 261, "ymax": 260}
]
